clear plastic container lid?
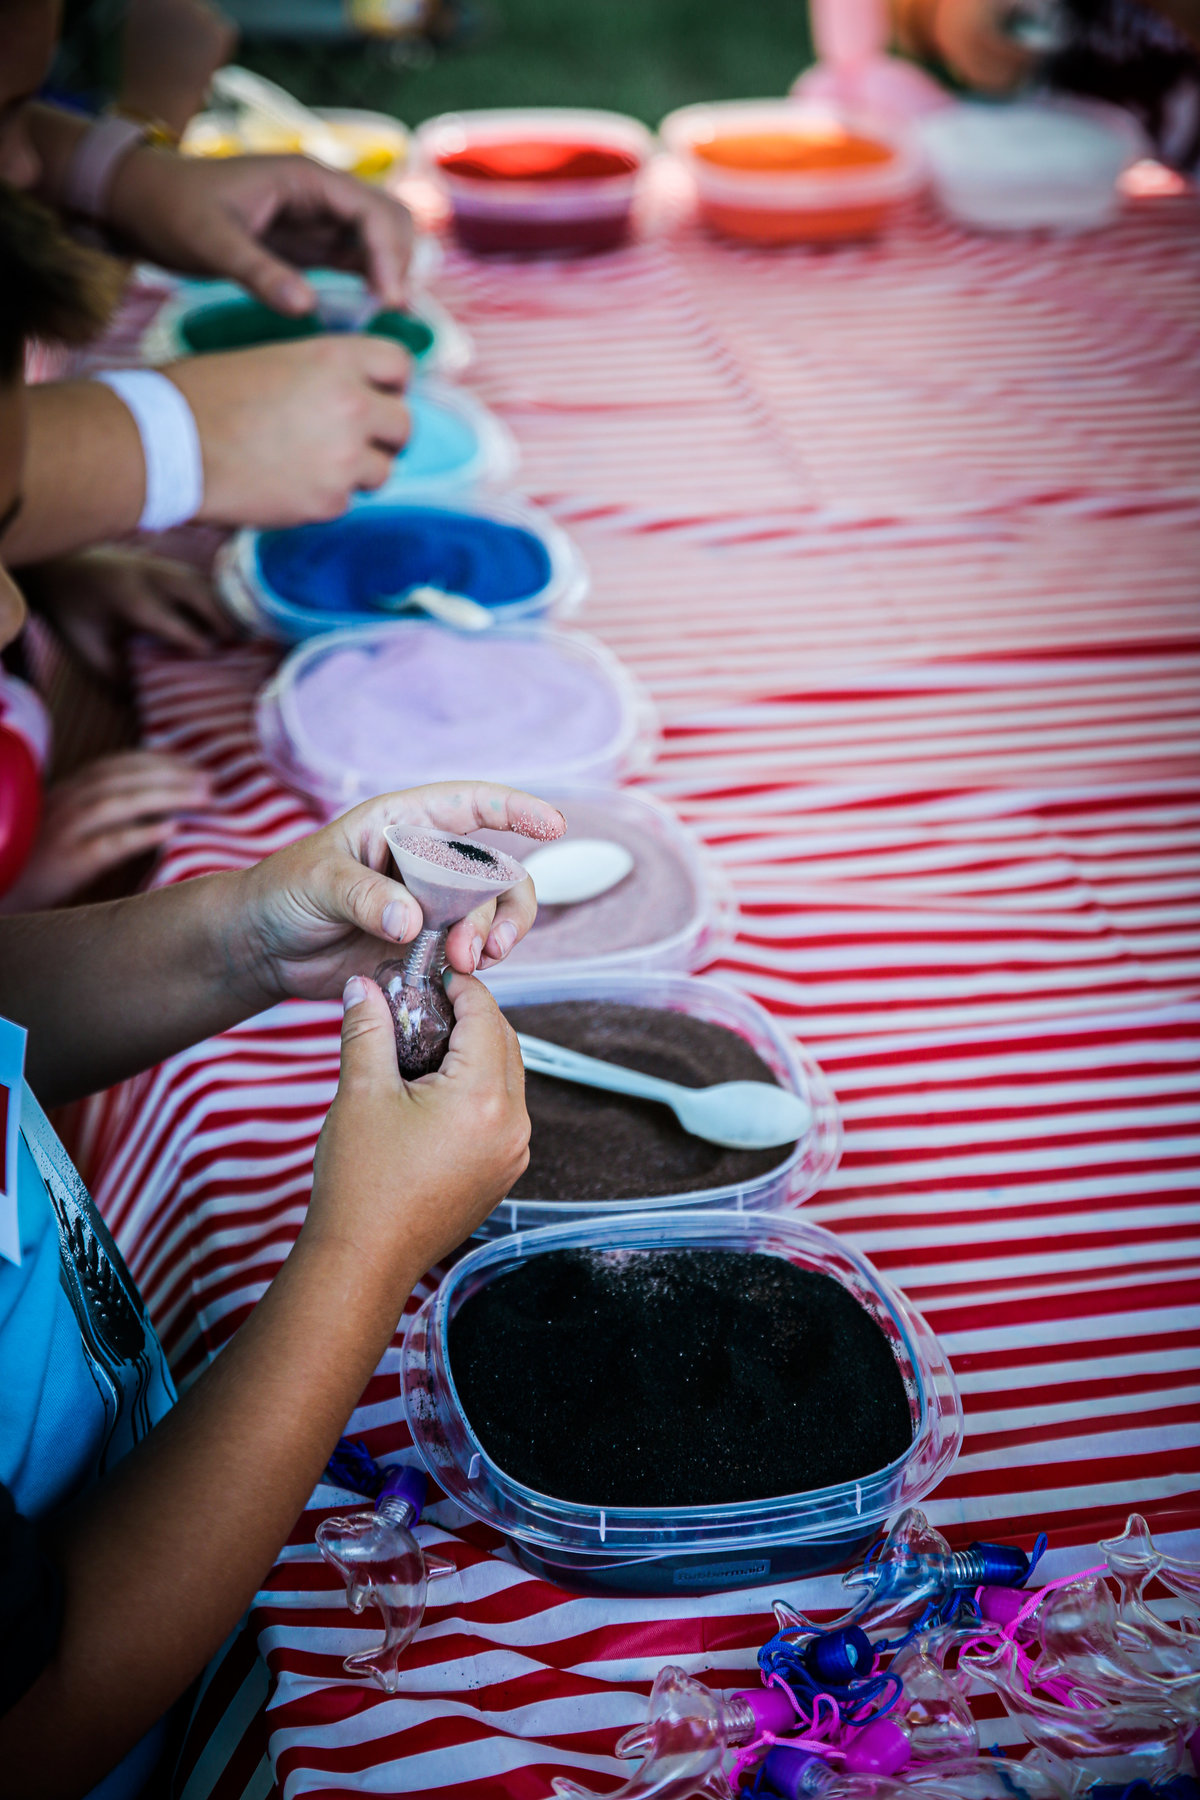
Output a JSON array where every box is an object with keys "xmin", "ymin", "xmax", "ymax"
[
  {"xmin": 475, "ymin": 785, "xmax": 737, "ymax": 979},
  {"xmin": 218, "ymin": 489, "xmax": 585, "ymax": 642},
  {"xmin": 477, "ymin": 966, "xmax": 841, "ymax": 1237},
  {"xmin": 401, "ymin": 1209, "xmax": 963, "ymax": 1562},
  {"xmin": 416, "ymin": 107, "xmax": 653, "ymax": 221},
  {"xmin": 659, "ymin": 98, "xmax": 923, "ymax": 217},
  {"xmin": 919, "ymin": 98, "xmax": 1146, "ymax": 233},
  {"xmin": 256, "ymin": 619, "xmax": 657, "ymax": 814},
  {"xmin": 141, "ymin": 270, "xmax": 471, "ymax": 374}
]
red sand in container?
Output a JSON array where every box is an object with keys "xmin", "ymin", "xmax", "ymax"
[
  {"xmin": 438, "ymin": 139, "xmax": 640, "ymax": 256},
  {"xmin": 437, "ymin": 141, "xmax": 639, "ymax": 183}
]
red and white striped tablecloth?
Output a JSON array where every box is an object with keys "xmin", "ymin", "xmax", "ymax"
[{"xmin": 76, "ymin": 189, "xmax": 1200, "ymax": 1798}]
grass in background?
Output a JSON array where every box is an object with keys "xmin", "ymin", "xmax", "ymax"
[{"xmin": 242, "ymin": 0, "xmax": 813, "ymax": 128}]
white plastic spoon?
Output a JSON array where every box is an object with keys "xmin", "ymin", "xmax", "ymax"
[
  {"xmin": 211, "ymin": 65, "xmax": 358, "ymax": 170},
  {"xmin": 517, "ymin": 1033, "xmax": 810, "ymax": 1151},
  {"xmin": 523, "ymin": 837, "xmax": 634, "ymax": 906},
  {"xmin": 372, "ymin": 585, "xmax": 493, "ymax": 631}
]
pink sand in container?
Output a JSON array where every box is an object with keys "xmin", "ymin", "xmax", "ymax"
[
  {"xmin": 287, "ymin": 628, "xmax": 625, "ymax": 790},
  {"xmin": 478, "ymin": 793, "xmax": 702, "ymax": 965}
]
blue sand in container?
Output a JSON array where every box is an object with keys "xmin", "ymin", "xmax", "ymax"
[
  {"xmin": 375, "ymin": 393, "xmax": 486, "ymax": 490},
  {"xmin": 254, "ymin": 506, "xmax": 554, "ymax": 631}
]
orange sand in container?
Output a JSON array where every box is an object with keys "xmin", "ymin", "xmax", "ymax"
[
  {"xmin": 693, "ymin": 128, "xmax": 894, "ymax": 174},
  {"xmin": 692, "ymin": 124, "xmax": 899, "ymax": 243}
]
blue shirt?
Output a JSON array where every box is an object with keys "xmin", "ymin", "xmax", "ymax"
[{"xmin": 0, "ymin": 1016, "xmax": 176, "ymax": 1795}]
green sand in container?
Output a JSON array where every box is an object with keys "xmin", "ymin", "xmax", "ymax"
[{"xmin": 177, "ymin": 296, "xmax": 436, "ymax": 359}]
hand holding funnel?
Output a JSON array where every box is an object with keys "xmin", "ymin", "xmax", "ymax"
[{"xmin": 374, "ymin": 826, "xmax": 527, "ymax": 1078}]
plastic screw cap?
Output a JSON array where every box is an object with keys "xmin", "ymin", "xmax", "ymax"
[{"xmin": 378, "ymin": 1463, "xmax": 428, "ymax": 1520}]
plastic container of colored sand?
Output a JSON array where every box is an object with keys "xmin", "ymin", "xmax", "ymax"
[
  {"xmin": 476, "ymin": 969, "xmax": 840, "ymax": 1237},
  {"xmin": 476, "ymin": 786, "xmax": 734, "ymax": 977},
  {"xmin": 142, "ymin": 271, "xmax": 470, "ymax": 374},
  {"xmin": 183, "ymin": 105, "xmax": 409, "ymax": 182},
  {"xmin": 919, "ymin": 98, "xmax": 1145, "ymax": 233},
  {"xmin": 219, "ymin": 491, "xmax": 583, "ymax": 642},
  {"xmin": 416, "ymin": 108, "xmax": 652, "ymax": 256},
  {"xmin": 257, "ymin": 620, "xmax": 654, "ymax": 812},
  {"xmin": 401, "ymin": 1209, "xmax": 962, "ymax": 1594},
  {"xmin": 660, "ymin": 99, "xmax": 922, "ymax": 243}
]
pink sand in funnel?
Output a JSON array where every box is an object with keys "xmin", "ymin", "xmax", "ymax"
[
  {"xmin": 287, "ymin": 629, "xmax": 625, "ymax": 790},
  {"xmin": 391, "ymin": 830, "xmax": 525, "ymax": 885}
]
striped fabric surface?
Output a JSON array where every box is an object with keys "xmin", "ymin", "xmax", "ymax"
[{"xmin": 77, "ymin": 188, "xmax": 1200, "ymax": 1798}]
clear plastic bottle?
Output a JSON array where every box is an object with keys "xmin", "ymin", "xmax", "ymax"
[{"xmin": 316, "ymin": 1464, "xmax": 454, "ymax": 1693}]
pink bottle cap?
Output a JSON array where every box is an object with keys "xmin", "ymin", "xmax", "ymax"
[
  {"xmin": 735, "ymin": 1685, "xmax": 797, "ymax": 1738},
  {"xmin": 979, "ymin": 1584, "xmax": 1027, "ymax": 1627},
  {"xmin": 841, "ymin": 1716, "xmax": 910, "ymax": 1777}
]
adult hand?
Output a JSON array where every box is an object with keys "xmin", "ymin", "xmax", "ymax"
[
  {"xmin": 306, "ymin": 970, "xmax": 529, "ymax": 1293},
  {"xmin": 105, "ymin": 149, "xmax": 414, "ymax": 315},
  {"xmin": 227, "ymin": 782, "xmax": 566, "ymax": 1009},
  {"xmin": 168, "ymin": 335, "xmax": 411, "ymax": 526},
  {"xmin": 28, "ymin": 548, "xmax": 235, "ymax": 681},
  {"xmin": 0, "ymin": 751, "xmax": 210, "ymax": 911}
]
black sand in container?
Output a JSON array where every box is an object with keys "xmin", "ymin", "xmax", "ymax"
[
  {"xmin": 401, "ymin": 1212, "xmax": 963, "ymax": 1596},
  {"xmin": 478, "ymin": 970, "xmax": 842, "ymax": 1238}
]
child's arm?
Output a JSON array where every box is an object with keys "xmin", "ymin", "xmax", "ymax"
[
  {"xmin": 0, "ymin": 782, "xmax": 563, "ymax": 1105},
  {"xmin": 0, "ymin": 969, "xmax": 528, "ymax": 1798}
]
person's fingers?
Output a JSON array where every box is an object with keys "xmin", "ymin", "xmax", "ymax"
[
  {"xmin": 54, "ymin": 750, "xmax": 209, "ymax": 799},
  {"xmin": 66, "ymin": 817, "xmax": 177, "ymax": 883},
  {"xmin": 355, "ymin": 188, "xmax": 414, "ymax": 309},
  {"xmin": 146, "ymin": 559, "xmax": 237, "ymax": 639},
  {"xmin": 337, "ymin": 974, "xmax": 404, "ymax": 1101},
  {"xmin": 445, "ymin": 899, "xmax": 498, "ymax": 975},
  {"xmin": 57, "ymin": 613, "xmax": 122, "ymax": 683},
  {"xmin": 288, "ymin": 163, "xmax": 413, "ymax": 308},
  {"xmin": 311, "ymin": 851, "xmax": 423, "ymax": 947},
  {"xmin": 355, "ymin": 333, "xmax": 413, "ymax": 393},
  {"xmin": 439, "ymin": 970, "xmax": 513, "ymax": 1085},
  {"xmin": 477, "ymin": 875, "xmax": 538, "ymax": 970},
  {"xmin": 355, "ymin": 446, "xmax": 396, "ymax": 494},
  {"xmin": 44, "ymin": 761, "xmax": 209, "ymax": 837},
  {"xmin": 366, "ymin": 390, "xmax": 411, "ymax": 455},
  {"xmin": 203, "ymin": 199, "xmax": 316, "ymax": 315},
  {"xmin": 124, "ymin": 588, "xmax": 213, "ymax": 656}
]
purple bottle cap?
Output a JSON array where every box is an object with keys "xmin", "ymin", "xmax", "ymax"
[
  {"xmin": 377, "ymin": 1463, "xmax": 427, "ymax": 1521},
  {"xmin": 762, "ymin": 1745, "xmax": 834, "ymax": 1798},
  {"xmin": 841, "ymin": 1716, "xmax": 910, "ymax": 1777},
  {"xmin": 735, "ymin": 1685, "xmax": 797, "ymax": 1738}
]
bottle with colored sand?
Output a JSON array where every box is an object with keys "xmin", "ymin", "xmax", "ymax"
[{"xmin": 375, "ymin": 827, "xmax": 526, "ymax": 1078}]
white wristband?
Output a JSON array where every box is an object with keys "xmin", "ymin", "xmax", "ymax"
[{"xmin": 94, "ymin": 369, "xmax": 204, "ymax": 533}]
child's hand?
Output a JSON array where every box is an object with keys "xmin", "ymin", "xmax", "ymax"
[
  {"xmin": 30, "ymin": 548, "xmax": 235, "ymax": 681},
  {"xmin": 0, "ymin": 751, "xmax": 210, "ymax": 911},
  {"xmin": 306, "ymin": 970, "xmax": 529, "ymax": 1293},
  {"xmin": 229, "ymin": 782, "xmax": 566, "ymax": 1008}
]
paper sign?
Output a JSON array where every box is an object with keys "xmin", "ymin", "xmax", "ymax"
[{"xmin": 0, "ymin": 1014, "xmax": 27, "ymax": 1267}]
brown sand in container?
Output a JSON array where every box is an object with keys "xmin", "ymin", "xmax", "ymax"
[{"xmin": 503, "ymin": 999, "xmax": 796, "ymax": 1201}]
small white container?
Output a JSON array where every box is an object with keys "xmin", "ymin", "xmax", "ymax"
[
  {"xmin": 256, "ymin": 619, "xmax": 656, "ymax": 813},
  {"xmin": 478, "ymin": 966, "xmax": 842, "ymax": 1237},
  {"xmin": 919, "ymin": 97, "xmax": 1146, "ymax": 232}
]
